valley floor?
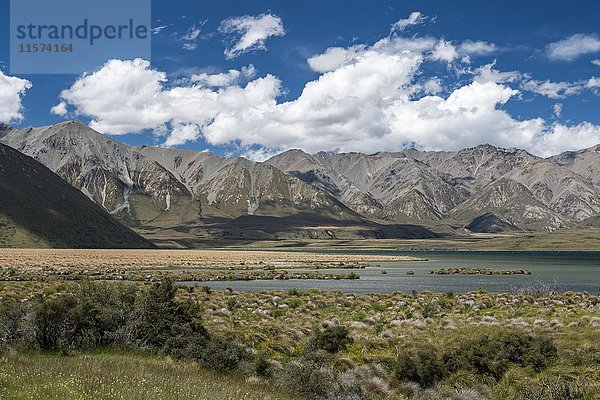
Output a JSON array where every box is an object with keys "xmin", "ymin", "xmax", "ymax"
[{"xmin": 223, "ymin": 228, "xmax": 600, "ymax": 251}]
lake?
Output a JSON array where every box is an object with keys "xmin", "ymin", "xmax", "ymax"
[{"xmin": 198, "ymin": 251, "xmax": 600, "ymax": 294}]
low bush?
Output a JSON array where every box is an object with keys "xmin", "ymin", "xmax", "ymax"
[
  {"xmin": 30, "ymin": 279, "xmax": 210, "ymax": 353},
  {"xmin": 393, "ymin": 329, "xmax": 558, "ymax": 389},
  {"xmin": 165, "ymin": 323, "xmax": 210, "ymax": 360},
  {"xmin": 420, "ymin": 302, "xmax": 438, "ymax": 318},
  {"xmin": 198, "ymin": 335, "xmax": 246, "ymax": 371},
  {"xmin": 281, "ymin": 359, "xmax": 337, "ymax": 399},
  {"xmin": 34, "ymin": 293, "xmax": 79, "ymax": 350},
  {"xmin": 307, "ymin": 325, "xmax": 353, "ymax": 354},
  {"xmin": 130, "ymin": 279, "xmax": 199, "ymax": 349},
  {"xmin": 33, "ymin": 282, "xmax": 138, "ymax": 350},
  {"xmin": 0, "ymin": 299, "xmax": 28, "ymax": 352},
  {"xmin": 444, "ymin": 328, "xmax": 557, "ymax": 380},
  {"xmin": 393, "ymin": 345, "xmax": 446, "ymax": 388}
]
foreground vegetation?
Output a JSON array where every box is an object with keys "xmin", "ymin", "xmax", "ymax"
[
  {"xmin": 0, "ymin": 350, "xmax": 289, "ymax": 400},
  {"xmin": 0, "ymin": 278, "xmax": 598, "ymax": 399}
]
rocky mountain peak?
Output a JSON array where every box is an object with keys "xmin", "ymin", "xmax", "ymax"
[
  {"xmin": 279, "ymin": 148, "xmax": 310, "ymax": 157},
  {"xmin": 0, "ymin": 123, "xmax": 14, "ymax": 138}
]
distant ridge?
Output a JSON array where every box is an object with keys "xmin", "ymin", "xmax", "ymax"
[
  {"xmin": 465, "ymin": 213, "xmax": 521, "ymax": 233},
  {"xmin": 268, "ymin": 144, "xmax": 600, "ymax": 232}
]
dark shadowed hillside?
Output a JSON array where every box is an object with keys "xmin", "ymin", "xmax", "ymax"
[{"xmin": 0, "ymin": 143, "xmax": 155, "ymax": 248}]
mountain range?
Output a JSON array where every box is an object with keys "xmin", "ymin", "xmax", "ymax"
[
  {"xmin": 0, "ymin": 121, "xmax": 434, "ymax": 245},
  {"xmin": 267, "ymin": 145, "xmax": 600, "ymax": 232},
  {"xmin": 1, "ymin": 121, "xmax": 599, "ymax": 246}
]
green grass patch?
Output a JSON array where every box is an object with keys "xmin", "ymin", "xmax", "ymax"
[{"xmin": 0, "ymin": 350, "xmax": 290, "ymax": 400}]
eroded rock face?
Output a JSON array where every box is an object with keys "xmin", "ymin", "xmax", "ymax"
[
  {"xmin": 0, "ymin": 121, "xmax": 192, "ymax": 226},
  {"xmin": 0, "ymin": 122, "xmax": 358, "ymax": 227},
  {"xmin": 267, "ymin": 144, "xmax": 600, "ymax": 231}
]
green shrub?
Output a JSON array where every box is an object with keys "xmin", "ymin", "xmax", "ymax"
[
  {"xmin": 254, "ymin": 352, "xmax": 271, "ymax": 377},
  {"xmin": 444, "ymin": 328, "xmax": 558, "ymax": 380},
  {"xmin": 281, "ymin": 359, "xmax": 338, "ymax": 399},
  {"xmin": 165, "ymin": 323, "xmax": 210, "ymax": 361},
  {"xmin": 308, "ymin": 326, "xmax": 353, "ymax": 354},
  {"xmin": 374, "ymin": 320, "xmax": 384, "ymax": 335},
  {"xmin": 254, "ymin": 352, "xmax": 280, "ymax": 378},
  {"xmin": 393, "ymin": 345, "xmax": 446, "ymax": 388},
  {"xmin": 0, "ymin": 299, "xmax": 28, "ymax": 352},
  {"xmin": 198, "ymin": 335, "xmax": 246, "ymax": 371},
  {"xmin": 420, "ymin": 302, "xmax": 438, "ymax": 318},
  {"xmin": 288, "ymin": 298, "xmax": 302, "ymax": 309},
  {"xmin": 131, "ymin": 279, "xmax": 203, "ymax": 350},
  {"xmin": 33, "ymin": 282, "xmax": 137, "ymax": 350},
  {"xmin": 30, "ymin": 280, "xmax": 209, "ymax": 354},
  {"xmin": 227, "ymin": 297, "xmax": 238, "ymax": 312},
  {"xmin": 272, "ymin": 309, "xmax": 286, "ymax": 318},
  {"xmin": 353, "ymin": 311, "xmax": 367, "ymax": 322},
  {"xmin": 34, "ymin": 293, "xmax": 79, "ymax": 350}
]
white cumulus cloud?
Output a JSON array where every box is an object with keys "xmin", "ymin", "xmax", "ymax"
[
  {"xmin": 192, "ymin": 65, "xmax": 256, "ymax": 87},
  {"xmin": 458, "ymin": 40, "xmax": 497, "ymax": 56},
  {"xmin": 474, "ymin": 62, "xmax": 521, "ymax": 84},
  {"xmin": 587, "ymin": 77, "xmax": 600, "ymax": 88},
  {"xmin": 164, "ymin": 123, "xmax": 201, "ymax": 146},
  {"xmin": 431, "ymin": 40, "xmax": 459, "ymax": 63},
  {"xmin": 547, "ymin": 33, "xmax": 600, "ymax": 61},
  {"xmin": 54, "ymin": 34, "xmax": 600, "ymax": 156},
  {"xmin": 55, "ymin": 59, "xmax": 280, "ymax": 146},
  {"xmin": 534, "ymin": 122, "xmax": 600, "ymax": 157},
  {"xmin": 391, "ymin": 12, "xmax": 427, "ymax": 33},
  {"xmin": 219, "ymin": 13, "xmax": 285, "ymax": 59},
  {"xmin": 307, "ymin": 45, "xmax": 365, "ymax": 73},
  {"xmin": 50, "ymin": 102, "xmax": 68, "ymax": 117},
  {"xmin": 522, "ymin": 79, "xmax": 584, "ymax": 99},
  {"xmin": 58, "ymin": 59, "xmax": 172, "ymax": 134},
  {"xmin": 0, "ymin": 71, "xmax": 31, "ymax": 124}
]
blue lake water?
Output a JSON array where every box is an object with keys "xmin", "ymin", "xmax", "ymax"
[{"xmin": 198, "ymin": 251, "xmax": 600, "ymax": 294}]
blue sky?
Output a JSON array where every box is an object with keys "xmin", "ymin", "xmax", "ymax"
[{"xmin": 2, "ymin": 0, "xmax": 600, "ymax": 158}]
